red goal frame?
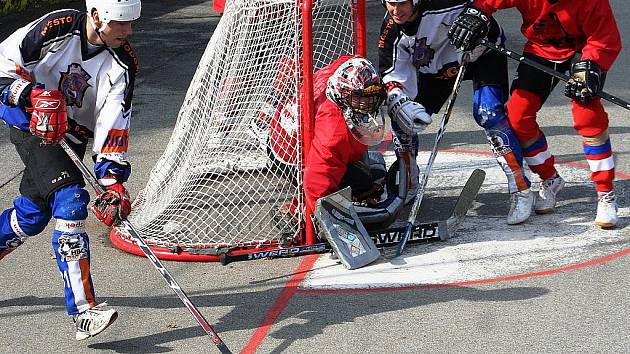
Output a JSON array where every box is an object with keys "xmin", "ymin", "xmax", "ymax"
[{"xmin": 110, "ymin": 0, "xmax": 367, "ymax": 262}]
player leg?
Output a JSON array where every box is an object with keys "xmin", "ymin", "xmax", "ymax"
[
  {"xmin": 390, "ymin": 125, "xmax": 419, "ymax": 205},
  {"xmin": 507, "ymin": 54, "xmax": 572, "ymax": 214},
  {"xmin": 470, "ymin": 50, "xmax": 532, "ymax": 224},
  {"xmin": 0, "ymin": 195, "xmax": 51, "ymax": 261},
  {"xmin": 49, "ymin": 183, "xmax": 117, "ymax": 340},
  {"xmin": 11, "ymin": 129, "xmax": 117, "ymax": 339},
  {"xmin": 571, "ymin": 98, "xmax": 617, "ymax": 228}
]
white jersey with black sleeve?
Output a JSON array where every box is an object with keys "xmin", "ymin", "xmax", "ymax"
[
  {"xmin": 0, "ymin": 9, "xmax": 138, "ymax": 177},
  {"xmin": 377, "ymin": 0, "xmax": 504, "ymax": 100}
]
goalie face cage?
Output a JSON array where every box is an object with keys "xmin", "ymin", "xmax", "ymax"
[{"xmin": 110, "ymin": 0, "xmax": 367, "ymax": 261}]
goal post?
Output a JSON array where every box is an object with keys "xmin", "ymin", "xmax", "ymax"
[{"xmin": 110, "ymin": 0, "xmax": 367, "ymax": 261}]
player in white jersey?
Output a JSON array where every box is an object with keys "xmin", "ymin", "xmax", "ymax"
[
  {"xmin": 378, "ymin": 0, "xmax": 534, "ymax": 224},
  {"xmin": 0, "ymin": 0, "xmax": 140, "ymax": 341}
]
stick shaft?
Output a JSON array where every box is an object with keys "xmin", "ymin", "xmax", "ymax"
[
  {"xmin": 478, "ymin": 38, "xmax": 630, "ymax": 110},
  {"xmin": 395, "ymin": 53, "xmax": 471, "ymax": 257},
  {"xmin": 59, "ymin": 140, "xmax": 231, "ymax": 353}
]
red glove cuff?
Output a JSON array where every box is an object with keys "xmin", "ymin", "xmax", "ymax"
[{"xmin": 91, "ymin": 183, "xmax": 132, "ymax": 226}]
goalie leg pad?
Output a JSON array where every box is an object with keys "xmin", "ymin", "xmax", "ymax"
[{"xmin": 315, "ymin": 188, "xmax": 380, "ymax": 270}]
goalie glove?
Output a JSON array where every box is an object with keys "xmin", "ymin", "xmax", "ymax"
[
  {"xmin": 91, "ymin": 178, "xmax": 132, "ymax": 227},
  {"xmin": 27, "ymin": 88, "xmax": 68, "ymax": 145},
  {"xmin": 448, "ymin": 7, "xmax": 490, "ymax": 52},
  {"xmin": 386, "ymin": 88, "xmax": 432, "ymax": 135},
  {"xmin": 564, "ymin": 60, "xmax": 602, "ymax": 103}
]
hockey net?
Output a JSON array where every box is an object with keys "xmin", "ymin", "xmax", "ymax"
[{"xmin": 110, "ymin": 0, "xmax": 366, "ymax": 260}]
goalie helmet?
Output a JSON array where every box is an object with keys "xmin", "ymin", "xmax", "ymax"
[
  {"xmin": 326, "ymin": 57, "xmax": 386, "ymax": 146},
  {"xmin": 86, "ymin": 0, "xmax": 142, "ymax": 24}
]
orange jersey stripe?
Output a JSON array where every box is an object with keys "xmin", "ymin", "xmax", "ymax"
[{"xmin": 102, "ymin": 129, "xmax": 129, "ymax": 154}]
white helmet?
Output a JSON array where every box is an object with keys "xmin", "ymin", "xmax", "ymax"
[
  {"xmin": 326, "ymin": 57, "xmax": 386, "ymax": 146},
  {"xmin": 86, "ymin": 0, "xmax": 141, "ymax": 24}
]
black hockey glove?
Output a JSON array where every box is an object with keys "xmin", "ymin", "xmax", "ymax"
[
  {"xmin": 448, "ymin": 7, "xmax": 490, "ymax": 52},
  {"xmin": 564, "ymin": 60, "xmax": 602, "ymax": 103}
]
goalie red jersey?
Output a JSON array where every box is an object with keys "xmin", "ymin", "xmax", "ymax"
[{"xmin": 304, "ymin": 55, "xmax": 372, "ymax": 211}]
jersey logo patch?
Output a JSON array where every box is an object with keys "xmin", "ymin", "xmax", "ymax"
[
  {"xmin": 532, "ymin": 12, "xmax": 576, "ymax": 49},
  {"xmin": 412, "ymin": 37, "xmax": 434, "ymax": 68},
  {"xmin": 59, "ymin": 63, "xmax": 91, "ymax": 108}
]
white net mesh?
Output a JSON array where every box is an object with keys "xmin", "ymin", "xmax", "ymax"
[{"xmin": 126, "ymin": 0, "xmax": 360, "ymax": 251}]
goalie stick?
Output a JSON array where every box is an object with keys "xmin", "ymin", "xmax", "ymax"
[
  {"xmin": 478, "ymin": 38, "xmax": 630, "ymax": 111},
  {"xmin": 394, "ymin": 52, "xmax": 471, "ymax": 258},
  {"xmin": 59, "ymin": 140, "xmax": 232, "ymax": 354},
  {"xmin": 445, "ymin": 168, "xmax": 485, "ymax": 235},
  {"xmin": 383, "ymin": 168, "xmax": 485, "ymax": 259},
  {"xmin": 218, "ymin": 221, "xmax": 446, "ymax": 265}
]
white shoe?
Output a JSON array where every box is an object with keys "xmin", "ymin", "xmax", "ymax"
[
  {"xmin": 507, "ymin": 188, "xmax": 534, "ymax": 225},
  {"xmin": 74, "ymin": 303, "xmax": 118, "ymax": 341},
  {"xmin": 594, "ymin": 191, "xmax": 618, "ymax": 229},
  {"xmin": 535, "ymin": 174, "xmax": 565, "ymax": 214}
]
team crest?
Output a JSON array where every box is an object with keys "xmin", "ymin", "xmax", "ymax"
[
  {"xmin": 532, "ymin": 12, "xmax": 575, "ymax": 49},
  {"xmin": 59, "ymin": 63, "xmax": 91, "ymax": 108},
  {"xmin": 412, "ymin": 37, "xmax": 434, "ymax": 68}
]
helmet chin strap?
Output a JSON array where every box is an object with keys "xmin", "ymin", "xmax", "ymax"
[{"xmin": 89, "ymin": 14, "xmax": 109, "ymax": 46}]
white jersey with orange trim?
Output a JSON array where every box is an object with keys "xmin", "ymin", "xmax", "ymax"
[{"xmin": 0, "ymin": 9, "xmax": 138, "ymax": 169}]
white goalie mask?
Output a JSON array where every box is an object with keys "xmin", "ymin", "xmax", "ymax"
[
  {"xmin": 326, "ymin": 57, "xmax": 386, "ymax": 146},
  {"xmin": 86, "ymin": 0, "xmax": 141, "ymax": 30}
]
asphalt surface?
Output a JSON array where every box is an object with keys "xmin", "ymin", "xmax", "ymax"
[{"xmin": 0, "ymin": 1, "xmax": 628, "ymax": 353}]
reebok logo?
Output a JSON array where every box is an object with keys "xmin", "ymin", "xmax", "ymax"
[{"xmin": 35, "ymin": 99, "xmax": 61, "ymax": 109}]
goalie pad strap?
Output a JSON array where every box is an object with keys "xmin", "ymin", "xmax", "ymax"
[{"xmin": 353, "ymin": 157, "xmax": 408, "ymax": 227}]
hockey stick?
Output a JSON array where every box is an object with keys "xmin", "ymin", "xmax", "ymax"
[
  {"xmin": 59, "ymin": 140, "xmax": 232, "ymax": 354},
  {"xmin": 219, "ymin": 221, "xmax": 447, "ymax": 265},
  {"xmin": 394, "ymin": 53, "xmax": 471, "ymax": 258},
  {"xmin": 445, "ymin": 168, "xmax": 485, "ymax": 235},
  {"xmin": 478, "ymin": 38, "xmax": 630, "ymax": 111}
]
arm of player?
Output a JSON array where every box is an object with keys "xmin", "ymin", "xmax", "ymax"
[
  {"xmin": 0, "ymin": 79, "xmax": 68, "ymax": 144},
  {"xmin": 573, "ymin": 0, "xmax": 621, "ymax": 72},
  {"xmin": 304, "ymin": 108, "xmax": 360, "ymax": 212},
  {"xmin": 90, "ymin": 78, "xmax": 133, "ymax": 226}
]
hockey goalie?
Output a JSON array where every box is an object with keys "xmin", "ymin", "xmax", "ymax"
[{"xmin": 258, "ymin": 54, "xmax": 423, "ymax": 268}]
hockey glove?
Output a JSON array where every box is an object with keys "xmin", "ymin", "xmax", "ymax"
[
  {"xmin": 448, "ymin": 7, "xmax": 490, "ymax": 52},
  {"xmin": 564, "ymin": 60, "xmax": 602, "ymax": 103},
  {"xmin": 386, "ymin": 88, "xmax": 432, "ymax": 135},
  {"xmin": 27, "ymin": 88, "xmax": 68, "ymax": 145},
  {"xmin": 91, "ymin": 181, "xmax": 132, "ymax": 227}
]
